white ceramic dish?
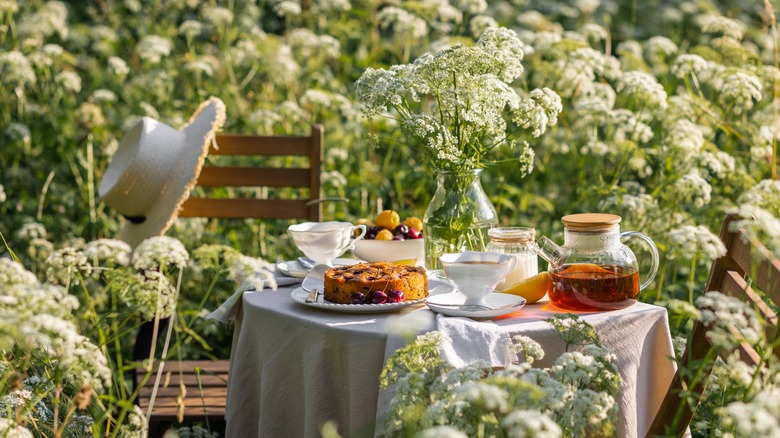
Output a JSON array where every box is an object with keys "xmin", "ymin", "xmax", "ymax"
[
  {"xmin": 276, "ymin": 258, "xmax": 358, "ymax": 279},
  {"xmin": 426, "ymin": 292, "xmax": 526, "ymax": 318},
  {"xmin": 287, "ymin": 221, "xmax": 367, "ymax": 266},
  {"xmin": 292, "ymin": 279, "xmax": 455, "ymax": 313},
  {"xmin": 351, "ymin": 238, "xmax": 425, "ymax": 266}
]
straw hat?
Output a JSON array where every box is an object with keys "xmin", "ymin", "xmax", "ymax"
[{"xmin": 99, "ymin": 97, "xmax": 226, "ymax": 249}]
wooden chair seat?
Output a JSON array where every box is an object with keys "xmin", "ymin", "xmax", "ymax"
[
  {"xmin": 137, "ymin": 360, "xmax": 230, "ymax": 423},
  {"xmin": 647, "ymin": 214, "xmax": 780, "ymax": 437}
]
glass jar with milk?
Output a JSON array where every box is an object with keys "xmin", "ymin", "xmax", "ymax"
[{"xmin": 486, "ymin": 227, "xmax": 538, "ymax": 290}]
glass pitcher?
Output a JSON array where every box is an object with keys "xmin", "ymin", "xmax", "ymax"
[{"xmin": 536, "ymin": 213, "xmax": 659, "ymax": 311}]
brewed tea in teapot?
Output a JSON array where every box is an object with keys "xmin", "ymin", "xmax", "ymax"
[{"xmin": 536, "ymin": 213, "xmax": 659, "ymax": 311}]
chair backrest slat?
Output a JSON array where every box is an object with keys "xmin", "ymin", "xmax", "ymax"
[
  {"xmin": 209, "ymin": 134, "xmax": 311, "ymax": 156},
  {"xmin": 752, "ymin": 239, "xmax": 780, "ymax": 302},
  {"xmin": 179, "ymin": 198, "xmax": 312, "ymax": 219},
  {"xmin": 646, "ymin": 214, "xmax": 780, "ymax": 438},
  {"xmin": 178, "ymin": 125, "xmax": 323, "ymax": 222},
  {"xmin": 196, "ymin": 167, "xmax": 311, "ymax": 188}
]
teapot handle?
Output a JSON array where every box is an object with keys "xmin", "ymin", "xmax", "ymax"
[{"xmin": 620, "ymin": 231, "xmax": 659, "ymax": 291}]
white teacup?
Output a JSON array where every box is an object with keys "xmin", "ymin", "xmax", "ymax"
[
  {"xmin": 288, "ymin": 221, "xmax": 368, "ymax": 267},
  {"xmin": 440, "ymin": 251, "xmax": 518, "ymax": 306}
]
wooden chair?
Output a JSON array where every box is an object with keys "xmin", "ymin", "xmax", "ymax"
[
  {"xmin": 135, "ymin": 125, "xmax": 323, "ymax": 434},
  {"xmin": 647, "ymin": 214, "xmax": 780, "ymax": 437}
]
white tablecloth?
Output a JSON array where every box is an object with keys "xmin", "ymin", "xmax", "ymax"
[{"xmin": 222, "ymin": 287, "xmax": 676, "ymax": 438}]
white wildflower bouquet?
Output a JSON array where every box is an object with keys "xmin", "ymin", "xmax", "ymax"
[{"xmin": 356, "ymin": 27, "xmax": 562, "ymax": 172}]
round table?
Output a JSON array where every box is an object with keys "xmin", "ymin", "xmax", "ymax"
[{"xmin": 223, "ymin": 286, "xmax": 676, "ymax": 438}]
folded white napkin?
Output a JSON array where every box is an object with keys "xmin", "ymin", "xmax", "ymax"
[
  {"xmin": 206, "ymin": 269, "xmax": 303, "ymax": 323},
  {"xmin": 436, "ymin": 313, "xmax": 515, "ymax": 368}
]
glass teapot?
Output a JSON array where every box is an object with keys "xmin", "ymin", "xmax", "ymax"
[{"xmin": 536, "ymin": 213, "xmax": 659, "ymax": 311}]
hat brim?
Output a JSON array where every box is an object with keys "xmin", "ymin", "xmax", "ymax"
[{"xmin": 120, "ymin": 97, "xmax": 226, "ymax": 248}]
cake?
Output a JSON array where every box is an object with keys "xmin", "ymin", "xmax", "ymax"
[{"xmin": 323, "ymin": 262, "xmax": 428, "ymax": 304}]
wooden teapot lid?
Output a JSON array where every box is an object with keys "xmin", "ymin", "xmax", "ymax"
[{"xmin": 561, "ymin": 213, "xmax": 621, "ymax": 232}]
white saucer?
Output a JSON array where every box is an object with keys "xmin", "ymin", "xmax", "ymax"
[
  {"xmin": 426, "ymin": 292, "xmax": 526, "ymax": 318},
  {"xmin": 276, "ymin": 258, "xmax": 359, "ymax": 279}
]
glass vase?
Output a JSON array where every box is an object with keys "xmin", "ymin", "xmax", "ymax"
[{"xmin": 423, "ymin": 169, "xmax": 498, "ymax": 273}]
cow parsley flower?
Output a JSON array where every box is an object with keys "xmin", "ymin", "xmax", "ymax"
[
  {"xmin": 469, "ymin": 15, "xmax": 497, "ymax": 37},
  {"xmin": 666, "ymin": 120, "xmax": 705, "ymax": 154},
  {"xmin": 56, "ymin": 70, "xmax": 81, "ymax": 93},
  {"xmin": 287, "ymin": 28, "xmax": 340, "ymax": 59},
  {"xmin": 696, "ymin": 291, "xmax": 762, "ymax": 350},
  {"xmin": 203, "ymin": 6, "xmax": 233, "ymax": 26},
  {"xmin": 512, "ymin": 335, "xmax": 545, "ymax": 364},
  {"xmin": 668, "ymin": 225, "xmax": 727, "ymax": 261},
  {"xmin": 0, "ymin": 51, "xmax": 36, "ymax": 86},
  {"xmin": 0, "ymin": 418, "xmax": 33, "ymax": 438},
  {"xmin": 418, "ymin": 426, "xmax": 468, "ymax": 438},
  {"xmin": 46, "ymin": 247, "xmax": 92, "ymax": 285},
  {"xmin": 564, "ymin": 389, "xmax": 617, "ymax": 434},
  {"xmin": 178, "ymin": 20, "xmax": 203, "ymax": 39},
  {"xmin": 672, "ymin": 54, "xmax": 708, "ymax": 78},
  {"xmin": 501, "ymin": 410, "xmax": 562, "ymax": 437},
  {"xmin": 673, "ymin": 170, "xmax": 712, "ymax": 208},
  {"xmin": 701, "ymin": 15, "xmax": 746, "ymax": 40},
  {"xmin": 546, "ymin": 314, "xmax": 599, "ymax": 348},
  {"xmin": 300, "ymin": 89, "xmax": 333, "ymax": 108},
  {"xmin": 616, "ymin": 71, "xmax": 668, "ymax": 111},
  {"xmin": 128, "ymin": 270, "xmax": 177, "ymax": 320},
  {"xmin": 454, "ymin": 0, "xmax": 486, "ymax": 14},
  {"xmin": 84, "ymin": 239, "xmax": 131, "ymax": 267},
  {"xmin": 108, "ymin": 56, "xmax": 129, "ymax": 76},
  {"xmin": 574, "ymin": 83, "xmax": 616, "ymax": 114},
  {"xmin": 580, "ymin": 23, "xmax": 608, "ymax": 42},
  {"xmin": 228, "ymin": 255, "xmax": 276, "ymax": 291},
  {"xmin": 698, "ymin": 150, "xmax": 735, "ymax": 179},
  {"xmin": 455, "ymin": 381, "xmax": 509, "ymax": 412},
  {"xmin": 599, "ymin": 193, "xmax": 656, "ymax": 218},
  {"xmin": 379, "ymin": 7, "xmax": 428, "ymax": 40},
  {"xmin": 16, "ymin": 221, "xmax": 46, "ymax": 241},
  {"xmin": 135, "ymin": 35, "xmax": 172, "ymax": 64},
  {"xmin": 132, "ymin": 236, "xmax": 189, "ymax": 271},
  {"xmin": 729, "ymin": 204, "xmax": 780, "ymax": 254},
  {"xmin": 719, "ymin": 72, "xmax": 762, "ymax": 114},
  {"xmin": 644, "ymin": 36, "xmax": 678, "ymax": 63},
  {"xmin": 515, "ymin": 88, "xmax": 562, "ymax": 137},
  {"xmin": 273, "ymin": 0, "xmax": 301, "ymax": 16},
  {"xmin": 738, "ymin": 179, "xmax": 780, "ymax": 211},
  {"xmin": 18, "ymin": 0, "xmax": 68, "ymax": 40},
  {"xmin": 0, "ymin": 258, "xmax": 39, "ymax": 288},
  {"xmin": 720, "ymin": 387, "xmax": 780, "ymax": 437},
  {"xmin": 185, "ymin": 58, "xmax": 214, "ymax": 76}
]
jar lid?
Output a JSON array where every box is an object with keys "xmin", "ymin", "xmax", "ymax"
[
  {"xmin": 561, "ymin": 213, "xmax": 621, "ymax": 232},
  {"xmin": 488, "ymin": 227, "xmax": 535, "ymax": 243}
]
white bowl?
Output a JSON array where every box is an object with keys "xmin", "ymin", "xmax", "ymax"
[
  {"xmin": 440, "ymin": 251, "xmax": 517, "ymax": 306},
  {"xmin": 351, "ymin": 238, "xmax": 425, "ymax": 266}
]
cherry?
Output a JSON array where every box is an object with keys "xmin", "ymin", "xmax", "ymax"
[
  {"xmin": 369, "ymin": 291, "xmax": 388, "ymax": 304},
  {"xmin": 350, "ymin": 292, "xmax": 366, "ymax": 304},
  {"xmin": 387, "ymin": 289, "xmax": 404, "ymax": 303},
  {"xmin": 393, "ymin": 234, "xmax": 405, "ymax": 241},
  {"xmin": 394, "ymin": 224, "xmax": 409, "ymax": 235},
  {"xmin": 406, "ymin": 227, "xmax": 422, "ymax": 239}
]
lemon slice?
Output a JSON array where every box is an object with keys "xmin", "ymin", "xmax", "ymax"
[
  {"xmin": 390, "ymin": 259, "xmax": 417, "ymax": 267},
  {"xmin": 501, "ymin": 271, "xmax": 549, "ymax": 304}
]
